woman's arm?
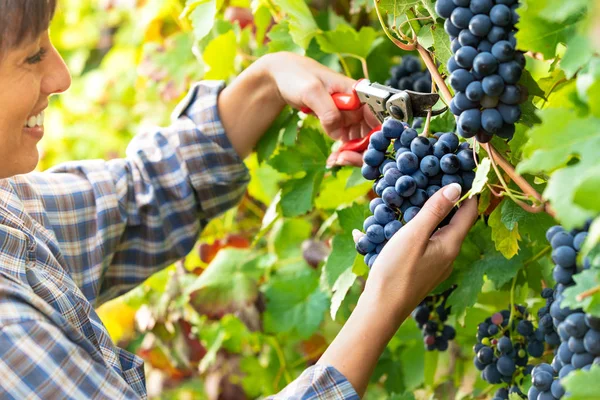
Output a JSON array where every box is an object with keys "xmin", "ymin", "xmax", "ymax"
[
  {"xmin": 318, "ymin": 185, "xmax": 478, "ymax": 396},
  {"xmin": 217, "ymin": 52, "xmax": 379, "ymax": 159}
]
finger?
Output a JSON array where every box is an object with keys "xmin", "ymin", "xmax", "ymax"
[
  {"xmin": 336, "ymin": 151, "xmax": 363, "ymax": 167},
  {"xmin": 352, "ymin": 229, "xmax": 365, "ymax": 245},
  {"xmin": 408, "ymin": 183, "xmax": 462, "ymax": 238},
  {"xmin": 431, "ymin": 197, "xmax": 478, "ymax": 249},
  {"xmin": 363, "ymin": 106, "xmax": 380, "ymax": 128},
  {"xmin": 302, "ymin": 81, "xmax": 346, "ymax": 140},
  {"xmin": 349, "ymin": 124, "xmax": 362, "ymax": 141}
]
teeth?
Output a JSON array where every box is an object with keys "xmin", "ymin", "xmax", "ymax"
[{"xmin": 25, "ymin": 111, "xmax": 44, "ymax": 128}]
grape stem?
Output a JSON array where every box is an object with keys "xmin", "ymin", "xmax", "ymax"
[
  {"xmin": 411, "ymin": 42, "xmax": 557, "ymax": 219},
  {"xmin": 374, "ymin": 1, "xmax": 416, "ymax": 51},
  {"xmin": 576, "ymin": 284, "xmax": 600, "ymax": 301}
]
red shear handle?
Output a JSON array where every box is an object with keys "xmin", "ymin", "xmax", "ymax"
[
  {"xmin": 337, "ymin": 124, "xmax": 382, "ymax": 153},
  {"xmin": 300, "ymin": 79, "xmax": 364, "ymax": 114}
]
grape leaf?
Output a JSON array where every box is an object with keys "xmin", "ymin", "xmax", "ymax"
[
  {"xmin": 417, "ymin": 24, "xmax": 433, "ymax": 50},
  {"xmin": 246, "ymin": 154, "xmax": 282, "ymax": 205},
  {"xmin": 573, "ymin": 164, "xmax": 600, "ymax": 212},
  {"xmin": 469, "ymin": 157, "xmax": 491, "ymax": 197},
  {"xmin": 263, "ymin": 267, "xmax": 329, "ymax": 338},
  {"xmin": 515, "ymin": 0, "xmax": 578, "ymax": 58},
  {"xmin": 517, "ymin": 108, "xmax": 600, "ymax": 228},
  {"xmin": 185, "ymin": 249, "xmax": 265, "ymax": 318},
  {"xmin": 432, "ymin": 23, "xmax": 452, "ymax": 75},
  {"xmin": 270, "ymin": 0, "xmax": 319, "ymax": 49},
  {"xmin": 561, "ymin": 364, "xmax": 600, "ymax": 399},
  {"xmin": 321, "ymin": 234, "xmax": 356, "ymax": 290},
  {"xmin": 185, "ymin": 0, "xmax": 219, "ymax": 42},
  {"xmin": 561, "ymin": 35, "xmax": 594, "ymax": 79},
  {"xmin": 316, "ymin": 25, "xmax": 379, "ymax": 59},
  {"xmin": 316, "ymin": 168, "xmax": 372, "ymax": 210},
  {"xmin": 561, "ymin": 269, "xmax": 600, "ymax": 316},
  {"xmin": 267, "ymin": 21, "xmax": 304, "ymax": 54},
  {"xmin": 390, "ymin": 393, "xmax": 416, "ymax": 400},
  {"xmin": 500, "ymin": 199, "xmax": 555, "ymax": 244},
  {"xmin": 202, "ymin": 30, "xmax": 237, "ymax": 79},
  {"xmin": 330, "ymin": 267, "xmax": 357, "ymax": 320},
  {"xmin": 489, "ymin": 203, "xmax": 521, "ymax": 259},
  {"xmin": 539, "ymin": 0, "xmax": 589, "ymax": 23},
  {"xmin": 269, "ymin": 218, "xmax": 312, "ymax": 261},
  {"xmin": 337, "ymin": 202, "xmax": 369, "ymax": 233},
  {"xmin": 255, "ymin": 107, "xmax": 296, "ymax": 163},
  {"xmin": 519, "ymin": 69, "xmax": 546, "ymax": 100},
  {"xmin": 269, "ymin": 128, "xmax": 329, "ymax": 217},
  {"xmin": 377, "ymin": 0, "xmax": 422, "ymax": 18}
]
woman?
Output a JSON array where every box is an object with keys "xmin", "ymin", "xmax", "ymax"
[{"xmin": 0, "ymin": 1, "xmax": 478, "ymax": 399}]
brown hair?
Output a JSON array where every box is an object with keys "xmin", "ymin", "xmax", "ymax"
[{"xmin": 0, "ymin": 0, "xmax": 57, "ymax": 56}]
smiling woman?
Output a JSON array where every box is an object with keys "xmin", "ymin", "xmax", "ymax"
[{"xmin": 0, "ymin": 0, "xmax": 71, "ymax": 179}]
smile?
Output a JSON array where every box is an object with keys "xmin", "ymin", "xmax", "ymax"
[{"xmin": 24, "ymin": 111, "xmax": 44, "ymax": 128}]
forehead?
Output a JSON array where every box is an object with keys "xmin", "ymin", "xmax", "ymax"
[{"xmin": 0, "ymin": 0, "xmax": 56, "ymax": 56}]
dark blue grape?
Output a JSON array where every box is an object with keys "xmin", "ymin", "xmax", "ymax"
[
  {"xmin": 454, "ymin": 91, "xmax": 478, "ymax": 110},
  {"xmin": 470, "ymin": 0, "xmax": 493, "ymax": 14},
  {"xmin": 396, "ymin": 152, "xmax": 419, "ymax": 174},
  {"xmin": 450, "ymin": 7, "xmax": 473, "ymax": 29},
  {"xmin": 420, "ymin": 155, "xmax": 441, "ymax": 177},
  {"xmin": 528, "ymin": 386, "xmax": 540, "ymax": 400},
  {"xmin": 458, "ymin": 109, "xmax": 482, "ymax": 137},
  {"xmin": 585, "ymin": 314, "xmax": 600, "ymax": 330},
  {"xmin": 490, "ymin": 4, "xmax": 512, "ymax": 26},
  {"xmin": 426, "ymin": 185, "xmax": 441, "ymax": 198},
  {"xmin": 380, "ymin": 159, "xmax": 395, "ymax": 174},
  {"xmin": 497, "ymin": 103, "xmax": 521, "ymax": 124},
  {"xmin": 466, "ymin": 81, "xmax": 484, "ymax": 101},
  {"xmin": 551, "ymin": 231, "xmax": 574, "ymax": 248},
  {"xmin": 483, "ymin": 363, "xmax": 503, "ymax": 384},
  {"xmin": 400, "ymin": 128, "xmax": 418, "ymax": 147},
  {"xmin": 432, "ymin": 141, "xmax": 452, "ymax": 158},
  {"xmin": 491, "ymin": 40, "xmax": 515, "ymax": 62},
  {"xmin": 528, "ymin": 340, "xmax": 544, "ymax": 358},
  {"xmin": 364, "ymin": 149, "xmax": 385, "ymax": 167},
  {"xmin": 457, "ymin": 149, "xmax": 476, "ymax": 171},
  {"xmin": 518, "ymin": 320, "xmax": 534, "ymax": 336},
  {"xmin": 497, "ymin": 356, "xmax": 516, "ymax": 376},
  {"xmin": 374, "ymin": 204, "xmax": 396, "ymax": 225},
  {"xmin": 442, "ymin": 174, "xmax": 463, "ymax": 186},
  {"xmin": 411, "ymin": 169, "xmax": 429, "ymax": 189},
  {"xmin": 583, "ymin": 329, "xmax": 600, "ymax": 356},
  {"xmin": 384, "ymin": 167, "xmax": 402, "ymax": 186},
  {"xmin": 404, "ymin": 206, "xmax": 420, "ymax": 222},
  {"xmin": 455, "ymin": 46, "xmax": 478, "ymax": 68},
  {"xmin": 473, "ymin": 52, "xmax": 498, "ymax": 76},
  {"xmin": 366, "ymin": 224, "xmax": 385, "ymax": 244},
  {"xmin": 573, "ymin": 232, "xmax": 588, "ymax": 251},
  {"xmin": 482, "ymin": 108, "xmax": 504, "ymax": 133},
  {"xmin": 369, "ymin": 198, "xmax": 384, "ymax": 213},
  {"xmin": 568, "ymin": 336, "xmax": 585, "ymax": 353},
  {"xmin": 382, "ymin": 118, "xmax": 405, "ymax": 139},
  {"xmin": 499, "ymin": 85, "xmax": 521, "ymax": 105},
  {"xmin": 361, "ymin": 164, "xmax": 379, "ymax": 180},
  {"xmin": 409, "ymin": 189, "xmax": 428, "ymax": 207},
  {"xmin": 551, "ymin": 380, "xmax": 565, "ymax": 399},
  {"xmin": 384, "ymin": 220, "xmax": 403, "ymax": 240},
  {"xmin": 498, "ymin": 337, "xmax": 513, "ymax": 353},
  {"xmin": 363, "ymin": 215, "xmax": 377, "ymax": 231},
  {"xmin": 414, "ymin": 78, "xmax": 431, "ymax": 93},
  {"xmin": 477, "ymin": 40, "xmax": 493, "ymax": 52},
  {"xmin": 410, "ymin": 136, "xmax": 432, "ymax": 159},
  {"xmin": 382, "ymin": 186, "xmax": 404, "ymax": 208},
  {"xmin": 498, "ymin": 61, "xmax": 522, "ymax": 84},
  {"xmin": 458, "ymin": 29, "xmax": 481, "ymax": 47},
  {"xmin": 440, "ymin": 154, "xmax": 460, "ymax": 174},
  {"xmin": 375, "ymin": 179, "xmax": 389, "ymax": 196},
  {"xmin": 533, "ymin": 371, "xmax": 553, "ymax": 392},
  {"xmin": 356, "ymin": 236, "xmax": 376, "ymax": 255},
  {"xmin": 444, "ymin": 18, "xmax": 462, "ymax": 38},
  {"xmin": 462, "ymin": 171, "xmax": 475, "ymax": 190},
  {"xmin": 370, "ymin": 130, "xmax": 391, "ymax": 151},
  {"xmin": 572, "ymin": 352, "xmax": 595, "ymax": 369},
  {"xmin": 478, "ymin": 346, "xmax": 494, "ymax": 364},
  {"xmin": 482, "ymin": 74, "xmax": 505, "ymax": 96},
  {"xmin": 395, "ymin": 175, "xmax": 417, "ymax": 197},
  {"xmin": 469, "ymin": 14, "xmax": 492, "ymax": 37},
  {"xmin": 450, "ymin": 69, "xmax": 474, "ymax": 92},
  {"xmin": 447, "ymin": 56, "xmax": 460, "ymax": 73},
  {"xmin": 564, "ymin": 313, "xmax": 589, "ymax": 339},
  {"xmin": 487, "ymin": 26, "xmax": 508, "ymax": 43},
  {"xmin": 552, "ymin": 246, "xmax": 577, "ymax": 268},
  {"xmin": 439, "ymin": 132, "xmax": 459, "ymax": 151}
]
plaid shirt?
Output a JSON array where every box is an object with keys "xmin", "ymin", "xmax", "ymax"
[{"xmin": 0, "ymin": 81, "xmax": 358, "ymax": 399}]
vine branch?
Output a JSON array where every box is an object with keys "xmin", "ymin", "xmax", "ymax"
[{"xmin": 577, "ymin": 285, "xmax": 600, "ymax": 301}]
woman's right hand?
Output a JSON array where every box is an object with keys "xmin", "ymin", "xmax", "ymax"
[{"xmin": 357, "ymin": 183, "xmax": 478, "ymax": 319}]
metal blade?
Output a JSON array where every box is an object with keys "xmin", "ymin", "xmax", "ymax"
[{"xmin": 404, "ymin": 91, "xmax": 443, "ymax": 117}]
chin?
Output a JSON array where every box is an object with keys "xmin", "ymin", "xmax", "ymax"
[{"xmin": 1, "ymin": 151, "xmax": 40, "ymax": 179}]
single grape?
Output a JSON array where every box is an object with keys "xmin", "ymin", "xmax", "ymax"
[
  {"xmin": 374, "ymin": 204, "xmax": 396, "ymax": 225},
  {"xmin": 382, "ymin": 186, "xmax": 404, "ymax": 208},
  {"xmin": 498, "ymin": 61, "xmax": 523, "ymax": 84},
  {"xmin": 470, "ymin": 0, "xmax": 493, "ymax": 14},
  {"xmin": 455, "ymin": 46, "xmax": 478, "ymax": 69},
  {"xmin": 450, "ymin": 69, "xmax": 474, "ymax": 92},
  {"xmin": 458, "ymin": 30, "xmax": 481, "ymax": 47},
  {"xmin": 361, "ymin": 164, "xmax": 379, "ymax": 180},
  {"xmin": 491, "ymin": 40, "xmax": 515, "ymax": 62},
  {"xmin": 409, "ymin": 189, "xmax": 428, "ymax": 207},
  {"xmin": 400, "ymin": 128, "xmax": 418, "ymax": 147},
  {"xmin": 473, "ymin": 52, "xmax": 499, "ymax": 76},
  {"xmin": 499, "ymin": 85, "xmax": 521, "ymax": 105},
  {"xmin": 444, "ymin": 18, "xmax": 462, "ymax": 38},
  {"xmin": 403, "ymin": 206, "xmax": 421, "ymax": 223},
  {"xmin": 366, "ymin": 224, "xmax": 385, "ymax": 244},
  {"xmin": 384, "ymin": 220, "xmax": 403, "ymax": 240},
  {"xmin": 450, "ymin": 7, "xmax": 473, "ymax": 29},
  {"xmin": 420, "ymin": 155, "xmax": 441, "ymax": 177},
  {"xmin": 396, "ymin": 152, "xmax": 419, "ymax": 175},
  {"xmin": 490, "ymin": 4, "xmax": 512, "ymax": 26},
  {"xmin": 482, "ymin": 74, "xmax": 505, "ymax": 97},
  {"xmin": 411, "ymin": 169, "xmax": 429, "ymax": 189},
  {"xmin": 469, "ymin": 14, "xmax": 492, "ymax": 37},
  {"xmin": 410, "ymin": 136, "xmax": 432, "ymax": 159},
  {"xmin": 364, "ymin": 149, "xmax": 385, "ymax": 167}
]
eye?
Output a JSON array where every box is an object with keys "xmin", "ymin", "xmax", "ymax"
[{"xmin": 26, "ymin": 47, "xmax": 48, "ymax": 65}]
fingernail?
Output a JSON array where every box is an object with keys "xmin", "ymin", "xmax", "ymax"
[
  {"xmin": 443, "ymin": 183, "xmax": 461, "ymax": 203},
  {"xmin": 326, "ymin": 153, "xmax": 338, "ymax": 168},
  {"xmin": 337, "ymin": 157, "xmax": 353, "ymax": 166},
  {"xmin": 352, "ymin": 229, "xmax": 364, "ymax": 244}
]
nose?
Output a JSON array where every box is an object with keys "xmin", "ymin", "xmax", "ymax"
[{"xmin": 40, "ymin": 45, "xmax": 72, "ymax": 96}]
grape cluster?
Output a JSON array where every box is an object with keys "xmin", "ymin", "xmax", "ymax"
[
  {"xmin": 531, "ymin": 223, "xmax": 598, "ymax": 399},
  {"xmin": 435, "ymin": 0, "xmax": 526, "ymax": 142},
  {"xmin": 412, "ymin": 289, "xmax": 456, "ymax": 351},
  {"xmin": 536, "ymin": 287, "xmax": 561, "ymax": 347},
  {"xmin": 473, "ymin": 306, "xmax": 540, "ymax": 392},
  {"xmin": 385, "ymin": 55, "xmax": 432, "ymax": 93},
  {"xmin": 357, "ymin": 118, "xmax": 476, "ymax": 268}
]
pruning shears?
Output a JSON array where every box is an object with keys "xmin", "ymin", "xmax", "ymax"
[{"xmin": 302, "ymin": 79, "xmax": 445, "ymax": 153}]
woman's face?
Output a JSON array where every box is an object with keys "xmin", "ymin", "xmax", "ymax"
[{"xmin": 0, "ymin": 31, "xmax": 71, "ymax": 179}]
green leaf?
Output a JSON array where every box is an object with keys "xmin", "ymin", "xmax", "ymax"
[
  {"xmin": 322, "ymin": 235, "xmax": 357, "ymax": 290},
  {"xmin": 500, "ymin": 199, "xmax": 555, "ymax": 244},
  {"xmin": 269, "ymin": 218, "xmax": 312, "ymax": 261},
  {"xmin": 424, "ymin": 350, "xmax": 438, "ymax": 387},
  {"xmin": 330, "ymin": 267, "xmax": 357, "ymax": 320},
  {"xmin": 377, "ymin": 0, "xmax": 422, "ymax": 18},
  {"xmin": 186, "ymin": 249, "xmax": 265, "ymax": 318},
  {"xmin": 255, "ymin": 107, "xmax": 295, "ymax": 164},
  {"xmin": 269, "ymin": 128, "xmax": 329, "ymax": 217},
  {"xmin": 390, "ymin": 393, "xmax": 416, "ymax": 400},
  {"xmin": 517, "ymin": 108, "xmax": 600, "ymax": 228},
  {"xmin": 515, "ymin": 0, "xmax": 578, "ymax": 58},
  {"xmin": 263, "ymin": 267, "xmax": 329, "ymax": 338},
  {"xmin": 573, "ymin": 164, "xmax": 600, "ymax": 212},
  {"xmin": 539, "ymin": 0, "xmax": 589, "ymax": 22},
  {"xmin": 561, "ymin": 269, "xmax": 600, "ymax": 315},
  {"xmin": 489, "ymin": 202, "xmax": 521, "ymax": 259},
  {"xmin": 271, "ymin": 0, "xmax": 319, "ymax": 49},
  {"xmin": 561, "ymin": 35, "xmax": 594, "ymax": 79},
  {"xmin": 432, "ymin": 23, "xmax": 452, "ymax": 75},
  {"xmin": 316, "ymin": 25, "xmax": 379, "ymax": 59},
  {"xmin": 186, "ymin": 0, "xmax": 218, "ymax": 42},
  {"xmin": 417, "ymin": 24, "xmax": 434, "ymax": 50},
  {"xmin": 469, "ymin": 157, "xmax": 491, "ymax": 197},
  {"xmin": 246, "ymin": 154, "xmax": 283, "ymax": 205},
  {"xmin": 337, "ymin": 202, "xmax": 369, "ymax": 233},
  {"xmin": 267, "ymin": 21, "xmax": 304, "ymax": 54},
  {"xmin": 562, "ymin": 364, "xmax": 600, "ymax": 399},
  {"xmin": 202, "ymin": 30, "xmax": 237, "ymax": 79},
  {"xmin": 316, "ymin": 168, "xmax": 372, "ymax": 210},
  {"xmin": 519, "ymin": 69, "xmax": 546, "ymax": 100}
]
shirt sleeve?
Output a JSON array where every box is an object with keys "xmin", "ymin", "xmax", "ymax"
[
  {"xmin": 267, "ymin": 364, "xmax": 360, "ymax": 400},
  {"xmin": 13, "ymin": 81, "xmax": 249, "ymax": 306},
  {"xmin": 0, "ymin": 319, "xmax": 141, "ymax": 400}
]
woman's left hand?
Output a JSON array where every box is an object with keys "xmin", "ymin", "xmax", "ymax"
[{"xmin": 259, "ymin": 52, "xmax": 380, "ymax": 166}]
